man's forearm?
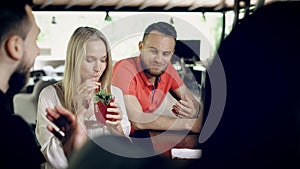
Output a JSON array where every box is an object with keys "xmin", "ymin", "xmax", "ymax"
[{"xmin": 131, "ymin": 113, "xmax": 202, "ymax": 133}]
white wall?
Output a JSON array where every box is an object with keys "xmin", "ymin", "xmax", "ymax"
[{"xmin": 33, "ymin": 11, "xmax": 232, "ymax": 69}]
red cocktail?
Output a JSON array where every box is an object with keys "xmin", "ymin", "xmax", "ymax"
[
  {"xmin": 94, "ymin": 89, "xmax": 114, "ymax": 124},
  {"xmin": 94, "ymin": 97, "xmax": 115, "ymax": 124}
]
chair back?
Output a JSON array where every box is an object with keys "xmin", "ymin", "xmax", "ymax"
[{"xmin": 13, "ymin": 80, "xmax": 55, "ymax": 124}]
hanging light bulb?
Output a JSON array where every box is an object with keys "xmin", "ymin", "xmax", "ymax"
[
  {"xmin": 104, "ymin": 11, "xmax": 112, "ymax": 22},
  {"xmin": 170, "ymin": 17, "xmax": 174, "ymax": 24},
  {"xmin": 202, "ymin": 11, "xmax": 206, "ymax": 22},
  {"xmin": 51, "ymin": 16, "xmax": 57, "ymax": 24}
]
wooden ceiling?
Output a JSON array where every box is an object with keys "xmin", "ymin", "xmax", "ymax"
[{"xmin": 32, "ymin": 0, "xmax": 275, "ymax": 12}]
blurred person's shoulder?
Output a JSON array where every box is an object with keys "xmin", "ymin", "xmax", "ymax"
[{"xmin": 68, "ymin": 135, "xmax": 184, "ymax": 169}]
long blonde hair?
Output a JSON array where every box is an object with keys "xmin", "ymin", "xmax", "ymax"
[{"xmin": 62, "ymin": 26, "xmax": 112, "ymax": 114}]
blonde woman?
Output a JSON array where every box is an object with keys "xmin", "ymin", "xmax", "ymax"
[{"xmin": 35, "ymin": 26, "xmax": 131, "ymax": 169}]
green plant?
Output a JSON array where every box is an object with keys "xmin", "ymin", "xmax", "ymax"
[{"xmin": 94, "ymin": 89, "xmax": 113, "ymax": 105}]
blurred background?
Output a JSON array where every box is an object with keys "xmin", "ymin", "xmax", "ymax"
[{"xmin": 14, "ymin": 0, "xmax": 275, "ymax": 125}]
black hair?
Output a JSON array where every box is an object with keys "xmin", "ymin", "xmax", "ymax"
[
  {"xmin": 0, "ymin": 0, "xmax": 33, "ymax": 47},
  {"xmin": 142, "ymin": 22, "xmax": 177, "ymax": 41}
]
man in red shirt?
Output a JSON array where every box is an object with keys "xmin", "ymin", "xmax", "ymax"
[{"xmin": 112, "ymin": 22, "xmax": 202, "ymax": 134}]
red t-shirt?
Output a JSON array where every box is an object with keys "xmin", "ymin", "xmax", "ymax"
[{"xmin": 112, "ymin": 56, "xmax": 183, "ymax": 113}]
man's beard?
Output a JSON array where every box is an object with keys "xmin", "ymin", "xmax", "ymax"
[
  {"xmin": 141, "ymin": 59, "xmax": 166, "ymax": 77},
  {"xmin": 143, "ymin": 68, "xmax": 164, "ymax": 77},
  {"xmin": 6, "ymin": 71, "xmax": 29, "ymax": 97}
]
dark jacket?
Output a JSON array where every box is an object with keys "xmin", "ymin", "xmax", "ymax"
[{"xmin": 0, "ymin": 90, "xmax": 45, "ymax": 169}]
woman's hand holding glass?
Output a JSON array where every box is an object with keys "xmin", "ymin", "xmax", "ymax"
[{"xmin": 105, "ymin": 101, "xmax": 123, "ymax": 135}]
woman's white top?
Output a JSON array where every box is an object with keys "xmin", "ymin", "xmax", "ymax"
[{"xmin": 35, "ymin": 85, "xmax": 131, "ymax": 169}]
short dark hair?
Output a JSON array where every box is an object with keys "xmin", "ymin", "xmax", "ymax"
[
  {"xmin": 0, "ymin": 0, "xmax": 33, "ymax": 47},
  {"xmin": 142, "ymin": 22, "xmax": 177, "ymax": 41}
]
